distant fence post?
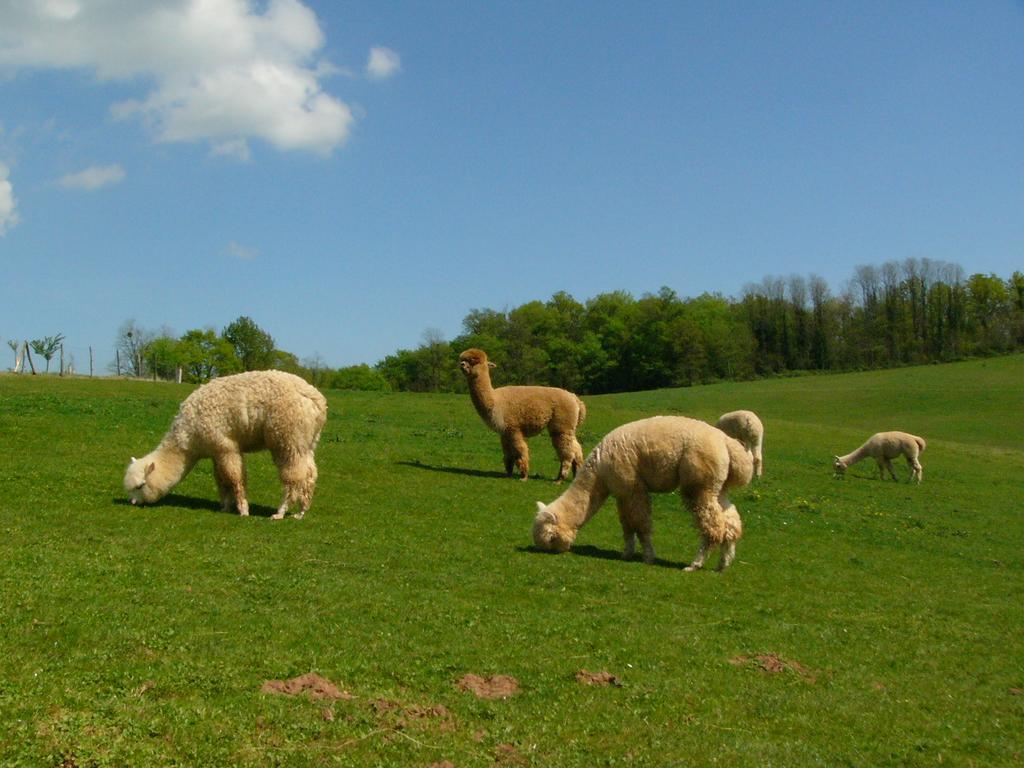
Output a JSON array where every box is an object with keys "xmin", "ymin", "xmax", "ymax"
[
  {"xmin": 116, "ymin": 350, "xmax": 121, "ymax": 376},
  {"xmin": 89, "ymin": 347, "xmax": 94, "ymax": 377},
  {"xmin": 59, "ymin": 344, "xmax": 65, "ymax": 377}
]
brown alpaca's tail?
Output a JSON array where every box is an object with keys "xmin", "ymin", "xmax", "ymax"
[
  {"xmin": 724, "ymin": 436, "xmax": 754, "ymax": 489},
  {"xmin": 915, "ymin": 436, "xmax": 927, "ymax": 453},
  {"xmin": 576, "ymin": 397, "xmax": 587, "ymax": 428}
]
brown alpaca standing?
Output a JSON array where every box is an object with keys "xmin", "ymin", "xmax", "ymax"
[{"xmin": 458, "ymin": 348, "xmax": 586, "ymax": 481}]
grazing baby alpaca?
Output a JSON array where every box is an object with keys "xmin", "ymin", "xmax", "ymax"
[
  {"xmin": 833, "ymin": 431, "xmax": 926, "ymax": 483},
  {"xmin": 716, "ymin": 409, "xmax": 764, "ymax": 477},
  {"xmin": 459, "ymin": 348, "xmax": 586, "ymax": 481},
  {"xmin": 533, "ymin": 416, "xmax": 753, "ymax": 571},
  {"xmin": 124, "ymin": 370, "xmax": 327, "ymax": 519}
]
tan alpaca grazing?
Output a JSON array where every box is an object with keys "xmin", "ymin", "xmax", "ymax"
[
  {"xmin": 458, "ymin": 348, "xmax": 586, "ymax": 481},
  {"xmin": 124, "ymin": 371, "xmax": 327, "ymax": 519},
  {"xmin": 833, "ymin": 431, "xmax": 926, "ymax": 483},
  {"xmin": 716, "ymin": 409, "xmax": 764, "ymax": 477},
  {"xmin": 533, "ymin": 416, "xmax": 753, "ymax": 571}
]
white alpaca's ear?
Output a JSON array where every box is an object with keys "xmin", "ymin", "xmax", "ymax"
[
  {"xmin": 131, "ymin": 456, "xmax": 137, "ymax": 463},
  {"xmin": 145, "ymin": 462, "xmax": 156, "ymax": 477},
  {"xmin": 535, "ymin": 502, "xmax": 557, "ymax": 524}
]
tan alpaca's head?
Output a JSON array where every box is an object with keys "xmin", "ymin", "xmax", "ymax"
[
  {"xmin": 458, "ymin": 348, "xmax": 495, "ymax": 379},
  {"xmin": 833, "ymin": 456, "xmax": 847, "ymax": 477},
  {"xmin": 532, "ymin": 502, "xmax": 576, "ymax": 553},
  {"xmin": 124, "ymin": 456, "xmax": 163, "ymax": 505}
]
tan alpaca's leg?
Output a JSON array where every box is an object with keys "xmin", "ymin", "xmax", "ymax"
[
  {"xmin": 753, "ymin": 442, "xmax": 763, "ymax": 477},
  {"xmin": 684, "ymin": 488, "xmax": 726, "ymax": 571},
  {"xmin": 272, "ymin": 452, "xmax": 318, "ymax": 520},
  {"xmin": 616, "ymin": 493, "xmax": 654, "ymax": 563},
  {"xmin": 909, "ymin": 456, "xmax": 923, "ymax": 484},
  {"xmin": 214, "ymin": 451, "xmax": 248, "ymax": 516}
]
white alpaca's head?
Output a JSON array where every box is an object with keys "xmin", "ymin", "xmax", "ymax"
[
  {"xmin": 124, "ymin": 455, "xmax": 163, "ymax": 505},
  {"xmin": 833, "ymin": 456, "xmax": 847, "ymax": 477},
  {"xmin": 532, "ymin": 502, "xmax": 576, "ymax": 553}
]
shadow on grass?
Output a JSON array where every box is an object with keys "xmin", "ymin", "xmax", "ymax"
[
  {"xmin": 111, "ymin": 494, "xmax": 279, "ymax": 518},
  {"xmin": 516, "ymin": 543, "xmax": 689, "ymax": 570},
  {"xmin": 395, "ymin": 460, "xmax": 513, "ymax": 480}
]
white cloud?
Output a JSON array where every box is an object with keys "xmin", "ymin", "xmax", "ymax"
[
  {"xmin": 57, "ymin": 163, "xmax": 125, "ymax": 190},
  {"xmin": 366, "ymin": 46, "xmax": 401, "ymax": 80},
  {"xmin": 0, "ymin": 162, "xmax": 19, "ymax": 235},
  {"xmin": 225, "ymin": 241, "xmax": 258, "ymax": 260},
  {"xmin": 0, "ymin": 0, "xmax": 354, "ymax": 156}
]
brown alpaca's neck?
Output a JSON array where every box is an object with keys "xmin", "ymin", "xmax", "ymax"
[{"xmin": 466, "ymin": 370, "xmax": 499, "ymax": 427}]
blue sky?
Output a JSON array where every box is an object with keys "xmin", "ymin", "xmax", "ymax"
[{"xmin": 1, "ymin": 1, "xmax": 1022, "ymax": 372}]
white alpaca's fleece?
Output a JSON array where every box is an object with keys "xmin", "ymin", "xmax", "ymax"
[
  {"xmin": 533, "ymin": 416, "xmax": 753, "ymax": 572},
  {"xmin": 124, "ymin": 370, "xmax": 327, "ymax": 519},
  {"xmin": 833, "ymin": 431, "xmax": 926, "ymax": 483},
  {"xmin": 716, "ymin": 410, "xmax": 764, "ymax": 477}
]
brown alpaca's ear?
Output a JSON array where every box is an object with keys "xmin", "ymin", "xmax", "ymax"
[{"xmin": 145, "ymin": 462, "xmax": 156, "ymax": 477}]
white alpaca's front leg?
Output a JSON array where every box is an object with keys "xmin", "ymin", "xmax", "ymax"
[
  {"xmin": 716, "ymin": 541, "xmax": 736, "ymax": 571},
  {"xmin": 684, "ymin": 536, "xmax": 710, "ymax": 572}
]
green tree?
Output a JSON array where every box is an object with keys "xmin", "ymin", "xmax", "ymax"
[
  {"xmin": 330, "ymin": 364, "xmax": 391, "ymax": 392},
  {"xmin": 178, "ymin": 329, "xmax": 240, "ymax": 382},
  {"xmin": 223, "ymin": 316, "xmax": 275, "ymax": 371},
  {"xmin": 29, "ymin": 333, "xmax": 64, "ymax": 373}
]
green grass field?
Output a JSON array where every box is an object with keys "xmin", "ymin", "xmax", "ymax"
[{"xmin": 1, "ymin": 357, "xmax": 1022, "ymax": 767}]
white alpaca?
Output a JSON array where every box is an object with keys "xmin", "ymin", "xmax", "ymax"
[
  {"xmin": 459, "ymin": 348, "xmax": 586, "ymax": 481},
  {"xmin": 533, "ymin": 416, "xmax": 753, "ymax": 571},
  {"xmin": 716, "ymin": 410, "xmax": 764, "ymax": 477},
  {"xmin": 124, "ymin": 371, "xmax": 327, "ymax": 518},
  {"xmin": 833, "ymin": 431, "xmax": 926, "ymax": 483}
]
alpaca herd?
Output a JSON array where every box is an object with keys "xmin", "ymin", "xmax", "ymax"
[{"xmin": 124, "ymin": 349, "xmax": 926, "ymax": 572}]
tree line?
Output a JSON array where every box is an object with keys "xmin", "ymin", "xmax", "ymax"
[
  {"xmin": 102, "ymin": 259, "xmax": 1023, "ymax": 394},
  {"xmin": 376, "ymin": 259, "xmax": 1024, "ymax": 394}
]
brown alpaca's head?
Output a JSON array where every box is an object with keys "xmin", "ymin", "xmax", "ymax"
[
  {"xmin": 532, "ymin": 502, "xmax": 576, "ymax": 553},
  {"xmin": 458, "ymin": 348, "xmax": 495, "ymax": 380}
]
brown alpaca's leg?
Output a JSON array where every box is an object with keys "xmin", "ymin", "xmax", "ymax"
[
  {"xmin": 616, "ymin": 493, "xmax": 654, "ymax": 563},
  {"xmin": 214, "ymin": 451, "xmax": 248, "ymax": 516},
  {"xmin": 549, "ymin": 431, "xmax": 578, "ymax": 482},
  {"xmin": 510, "ymin": 432, "xmax": 530, "ymax": 480},
  {"xmin": 499, "ymin": 433, "xmax": 517, "ymax": 477}
]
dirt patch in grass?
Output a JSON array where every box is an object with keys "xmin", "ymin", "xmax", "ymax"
[
  {"xmin": 456, "ymin": 673, "xmax": 520, "ymax": 699},
  {"xmin": 493, "ymin": 742, "xmax": 528, "ymax": 765},
  {"xmin": 260, "ymin": 672, "xmax": 354, "ymax": 700},
  {"xmin": 575, "ymin": 669, "xmax": 622, "ymax": 687},
  {"xmin": 729, "ymin": 653, "xmax": 817, "ymax": 681}
]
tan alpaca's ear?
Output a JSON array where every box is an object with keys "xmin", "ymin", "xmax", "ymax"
[
  {"xmin": 145, "ymin": 462, "xmax": 156, "ymax": 477},
  {"xmin": 488, "ymin": 361, "xmax": 496, "ymax": 369},
  {"xmin": 131, "ymin": 456, "xmax": 137, "ymax": 463}
]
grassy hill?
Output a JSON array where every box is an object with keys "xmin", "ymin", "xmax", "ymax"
[{"xmin": 1, "ymin": 356, "xmax": 1022, "ymax": 766}]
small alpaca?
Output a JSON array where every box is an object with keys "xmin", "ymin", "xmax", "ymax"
[
  {"xmin": 716, "ymin": 409, "xmax": 764, "ymax": 477},
  {"xmin": 833, "ymin": 431, "xmax": 926, "ymax": 483},
  {"xmin": 458, "ymin": 348, "xmax": 586, "ymax": 481},
  {"xmin": 124, "ymin": 370, "xmax": 327, "ymax": 518},
  {"xmin": 533, "ymin": 416, "xmax": 753, "ymax": 571}
]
